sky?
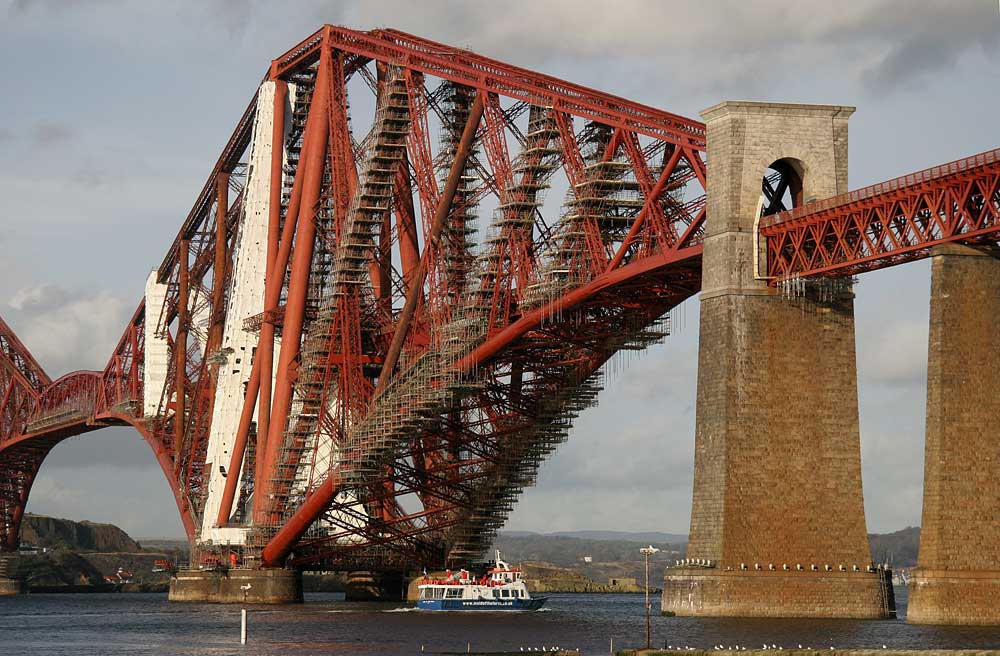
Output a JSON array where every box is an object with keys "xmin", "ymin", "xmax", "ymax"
[{"xmin": 1, "ymin": 0, "xmax": 998, "ymax": 539}]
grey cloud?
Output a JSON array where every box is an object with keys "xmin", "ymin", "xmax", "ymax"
[
  {"xmin": 857, "ymin": 317, "xmax": 929, "ymax": 388},
  {"xmin": 5, "ymin": 1, "xmax": 995, "ymax": 98},
  {"xmin": 72, "ymin": 167, "xmax": 109, "ymax": 189},
  {"xmin": 8, "ymin": 282, "xmax": 70, "ymax": 313},
  {"xmin": 860, "ymin": 428, "xmax": 926, "ymax": 531},
  {"xmin": 31, "ymin": 121, "xmax": 73, "ymax": 146},
  {"xmin": 857, "ymin": 2, "xmax": 1000, "ymax": 92},
  {"xmin": 5, "ymin": 283, "xmax": 132, "ymax": 375},
  {"xmin": 39, "ymin": 426, "xmax": 164, "ymax": 471}
]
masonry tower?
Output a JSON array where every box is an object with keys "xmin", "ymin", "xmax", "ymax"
[
  {"xmin": 662, "ymin": 102, "xmax": 893, "ymax": 618},
  {"xmin": 907, "ymin": 244, "xmax": 1000, "ymax": 625}
]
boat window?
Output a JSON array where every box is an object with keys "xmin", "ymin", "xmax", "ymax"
[
  {"xmin": 434, "ymin": 588, "xmax": 445, "ymax": 599},
  {"xmin": 419, "ymin": 588, "xmax": 429, "ymax": 599},
  {"xmin": 446, "ymin": 588, "xmax": 462, "ymax": 598},
  {"xmin": 501, "ymin": 589, "xmax": 510, "ymax": 597},
  {"xmin": 493, "ymin": 589, "xmax": 501, "ymax": 598}
]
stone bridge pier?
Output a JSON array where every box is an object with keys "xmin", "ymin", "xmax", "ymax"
[
  {"xmin": 907, "ymin": 244, "xmax": 1000, "ymax": 625},
  {"xmin": 662, "ymin": 102, "xmax": 893, "ymax": 618}
]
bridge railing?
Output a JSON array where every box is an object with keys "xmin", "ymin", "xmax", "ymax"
[
  {"xmin": 24, "ymin": 371, "xmax": 102, "ymax": 434},
  {"xmin": 762, "ymin": 147, "xmax": 1000, "ymax": 228}
]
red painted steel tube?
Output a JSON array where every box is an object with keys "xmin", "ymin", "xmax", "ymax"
[
  {"xmin": 261, "ymin": 472, "xmax": 340, "ymax": 566},
  {"xmin": 369, "ymin": 63, "xmax": 390, "ymax": 311},
  {"xmin": 457, "ymin": 244, "xmax": 704, "ymax": 373},
  {"xmin": 261, "ymin": 89, "xmax": 484, "ymax": 559},
  {"xmin": 262, "ymin": 244, "xmax": 703, "ymax": 566},
  {"xmin": 379, "ymin": 93, "xmax": 485, "ymax": 384},
  {"xmin": 374, "ymin": 209, "xmax": 392, "ymax": 316},
  {"xmin": 6, "ymin": 466, "xmax": 36, "ymax": 550},
  {"xmin": 112, "ymin": 412, "xmax": 199, "ymax": 541},
  {"xmin": 259, "ymin": 47, "xmax": 332, "ymax": 518},
  {"xmin": 256, "ymin": 80, "xmax": 288, "ymax": 489},
  {"xmin": 172, "ymin": 239, "xmax": 189, "ymax": 479},
  {"xmin": 395, "ymin": 151, "xmax": 420, "ymax": 283},
  {"xmin": 606, "ymin": 147, "xmax": 683, "ymax": 272},
  {"xmin": 250, "ymin": 88, "xmax": 313, "ymax": 522},
  {"xmin": 0, "ymin": 316, "xmax": 51, "ymax": 388},
  {"xmin": 215, "ymin": 352, "xmax": 262, "ymax": 526},
  {"xmin": 260, "ymin": 71, "xmax": 479, "ymax": 565},
  {"xmin": 270, "ymin": 26, "xmax": 705, "ymax": 148},
  {"xmin": 218, "ymin": 80, "xmax": 295, "ymax": 525}
]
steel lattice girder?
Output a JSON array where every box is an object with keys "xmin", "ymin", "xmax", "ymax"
[
  {"xmin": 5, "ymin": 23, "xmax": 997, "ymax": 574},
  {"xmin": 762, "ymin": 147, "xmax": 1000, "ymax": 280},
  {"xmin": 255, "ymin": 25, "xmax": 708, "ymax": 567}
]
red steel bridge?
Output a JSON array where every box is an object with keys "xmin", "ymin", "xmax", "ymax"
[{"xmin": 1, "ymin": 25, "xmax": 997, "ymax": 574}]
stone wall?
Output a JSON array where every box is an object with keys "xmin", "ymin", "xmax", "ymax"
[
  {"xmin": 668, "ymin": 102, "xmax": 889, "ymax": 618},
  {"xmin": 908, "ymin": 244, "xmax": 1000, "ymax": 625},
  {"xmin": 662, "ymin": 568, "xmax": 892, "ymax": 619},
  {"xmin": 168, "ymin": 568, "xmax": 302, "ymax": 603}
]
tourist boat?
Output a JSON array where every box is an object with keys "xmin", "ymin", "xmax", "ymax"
[{"xmin": 416, "ymin": 551, "xmax": 546, "ymax": 611}]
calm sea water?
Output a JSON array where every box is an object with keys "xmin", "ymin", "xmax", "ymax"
[{"xmin": 0, "ymin": 588, "xmax": 997, "ymax": 655}]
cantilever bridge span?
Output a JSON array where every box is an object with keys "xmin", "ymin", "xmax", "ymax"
[{"xmin": 0, "ymin": 26, "xmax": 997, "ymax": 623}]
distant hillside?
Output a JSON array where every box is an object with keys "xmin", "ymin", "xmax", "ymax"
[
  {"xmin": 21, "ymin": 514, "xmax": 142, "ymax": 552},
  {"xmin": 551, "ymin": 530, "xmax": 687, "ymax": 543},
  {"xmin": 495, "ymin": 527, "xmax": 921, "ymax": 576},
  {"xmin": 869, "ymin": 526, "xmax": 920, "ymax": 568},
  {"xmin": 494, "ymin": 532, "xmax": 684, "ymax": 567},
  {"xmin": 14, "ymin": 516, "xmax": 186, "ymax": 590},
  {"xmin": 493, "ymin": 532, "xmax": 683, "ymax": 584}
]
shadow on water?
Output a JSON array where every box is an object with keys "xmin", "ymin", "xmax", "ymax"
[{"xmin": 0, "ymin": 587, "xmax": 997, "ymax": 656}]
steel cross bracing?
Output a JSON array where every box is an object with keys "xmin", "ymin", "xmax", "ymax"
[
  {"xmin": 251, "ymin": 25, "xmax": 708, "ymax": 569},
  {"xmin": 762, "ymin": 147, "xmax": 1000, "ymax": 280},
  {"xmin": 8, "ymin": 24, "xmax": 993, "ymax": 576},
  {"xmin": 0, "ymin": 25, "xmax": 708, "ymax": 568}
]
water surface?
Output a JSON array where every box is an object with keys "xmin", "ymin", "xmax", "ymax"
[{"xmin": 0, "ymin": 587, "xmax": 997, "ymax": 655}]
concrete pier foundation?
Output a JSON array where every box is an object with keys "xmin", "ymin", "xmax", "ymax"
[
  {"xmin": 168, "ymin": 568, "xmax": 302, "ymax": 603},
  {"xmin": 0, "ymin": 554, "xmax": 21, "ymax": 596},
  {"xmin": 663, "ymin": 102, "xmax": 892, "ymax": 618},
  {"xmin": 0, "ymin": 578, "xmax": 22, "ymax": 596},
  {"xmin": 908, "ymin": 244, "xmax": 1000, "ymax": 625}
]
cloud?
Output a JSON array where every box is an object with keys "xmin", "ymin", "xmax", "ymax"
[
  {"xmin": 856, "ymin": 2, "xmax": 999, "ymax": 92},
  {"xmin": 861, "ymin": 427, "xmax": 925, "ymax": 531},
  {"xmin": 858, "ymin": 318, "xmax": 929, "ymax": 388},
  {"xmin": 9, "ymin": 282, "xmax": 70, "ymax": 313},
  {"xmin": 31, "ymin": 121, "xmax": 73, "ymax": 146},
  {"xmin": 5, "ymin": 1, "xmax": 996, "ymax": 100},
  {"xmin": 5, "ymin": 283, "xmax": 133, "ymax": 375}
]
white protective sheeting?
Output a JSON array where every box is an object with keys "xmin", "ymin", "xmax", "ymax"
[
  {"xmin": 199, "ymin": 81, "xmax": 285, "ymax": 545},
  {"xmin": 143, "ymin": 271, "xmax": 170, "ymax": 417}
]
